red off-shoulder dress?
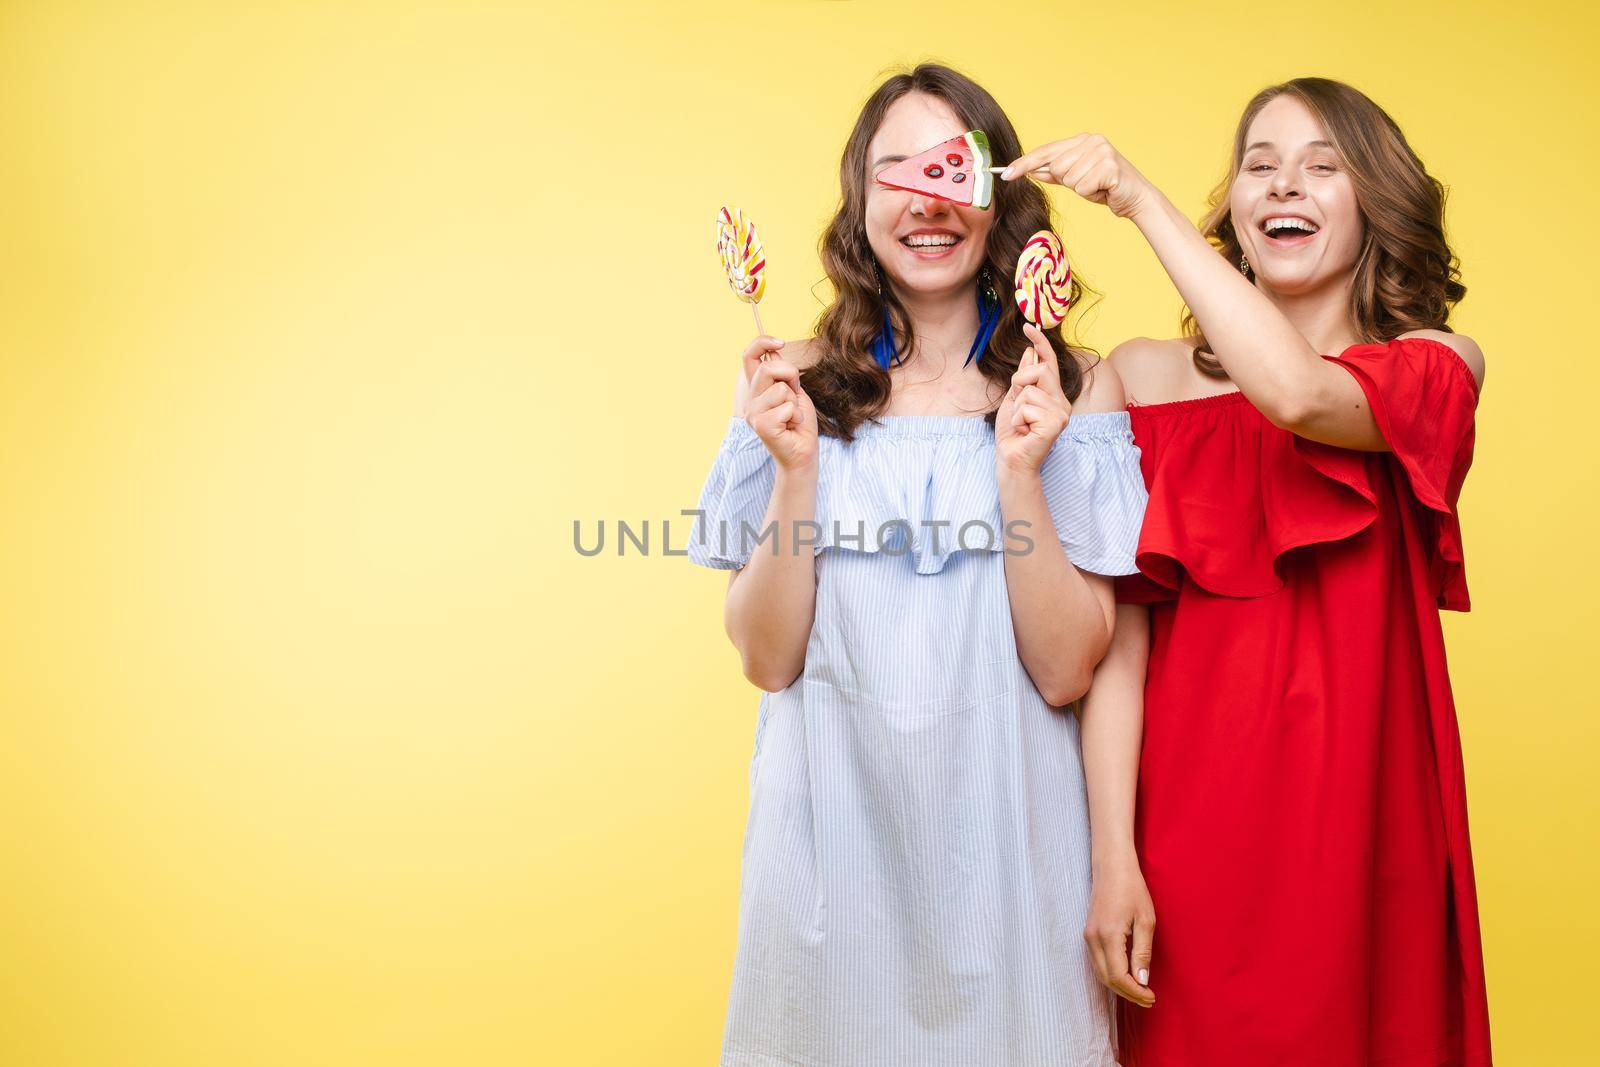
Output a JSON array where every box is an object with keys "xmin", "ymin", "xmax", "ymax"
[{"xmin": 1112, "ymin": 337, "xmax": 1493, "ymax": 1066}]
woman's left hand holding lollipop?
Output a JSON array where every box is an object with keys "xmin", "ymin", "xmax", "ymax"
[
  {"xmin": 742, "ymin": 341, "xmax": 817, "ymax": 473},
  {"xmin": 995, "ymin": 322, "xmax": 1072, "ymax": 476},
  {"xmin": 1001, "ymin": 135, "xmax": 1155, "ymax": 220}
]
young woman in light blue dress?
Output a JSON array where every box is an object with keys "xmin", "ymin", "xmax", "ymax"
[{"xmin": 688, "ymin": 63, "xmax": 1153, "ymax": 1067}]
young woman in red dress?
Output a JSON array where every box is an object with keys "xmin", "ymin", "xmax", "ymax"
[{"xmin": 1003, "ymin": 78, "xmax": 1493, "ymax": 1065}]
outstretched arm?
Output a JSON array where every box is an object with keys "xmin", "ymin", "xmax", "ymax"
[{"xmin": 1004, "ymin": 137, "xmax": 1485, "ymax": 449}]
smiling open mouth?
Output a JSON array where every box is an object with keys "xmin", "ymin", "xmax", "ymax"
[
  {"xmin": 901, "ymin": 233, "xmax": 963, "ymax": 253},
  {"xmin": 1260, "ymin": 217, "xmax": 1321, "ymax": 240}
]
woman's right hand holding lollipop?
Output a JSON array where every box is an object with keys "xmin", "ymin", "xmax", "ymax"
[{"xmin": 741, "ymin": 336, "xmax": 818, "ymax": 473}]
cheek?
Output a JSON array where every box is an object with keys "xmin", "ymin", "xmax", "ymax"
[
  {"xmin": 864, "ymin": 194, "xmax": 901, "ymax": 238},
  {"xmin": 962, "ymin": 211, "xmax": 993, "ymax": 247},
  {"xmin": 1228, "ymin": 187, "xmax": 1257, "ymax": 242},
  {"xmin": 1329, "ymin": 197, "xmax": 1364, "ymax": 259}
]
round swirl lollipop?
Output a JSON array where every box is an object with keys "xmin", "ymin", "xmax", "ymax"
[
  {"xmin": 1013, "ymin": 230, "xmax": 1072, "ymax": 329},
  {"xmin": 716, "ymin": 206, "xmax": 768, "ymax": 334}
]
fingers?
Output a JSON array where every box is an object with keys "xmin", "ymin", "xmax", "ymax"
[
  {"xmin": 1015, "ymin": 384, "xmax": 1052, "ymax": 410},
  {"xmin": 1068, "ymin": 157, "xmax": 1121, "ymax": 205},
  {"xmin": 1027, "ymin": 135, "xmax": 1118, "ymax": 204},
  {"xmin": 1010, "ymin": 364, "xmax": 1045, "ymax": 390},
  {"xmin": 1085, "ymin": 926, "xmax": 1112, "ymax": 989},
  {"xmin": 1107, "ymin": 965, "xmax": 1154, "ymax": 1008},
  {"xmin": 1046, "ymin": 141, "xmax": 1099, "ymax": 189},
  {"xmin": 1002, "ymin": 134, "xmax": 1091, "ymax": 181},
  {"xmin": 1019, "ymin": 324, "xmax": 1063, "ymax": 387},
  {"xmin": 1009, "ymin": 343, "xmax": 1066, "ymax": 410},
  {"xmin": 741, "ymin": 335, "xmax": 785, "ymax": 380},
  {"xmin": 1057, "ymin": 143, "xmax": 1115, "ymax": 199},
  {"xmin": 1011, "ymin": 401, "xmax": 1049, "ymax": 432},
  {"xmin": 747, "ymin": 378, "xmax": 798, "ymax": 420},
  {"xmin": 748, "ymin": 354, "xmax": 802, "ymax": 399},
  {"xmin": 1086, "ymin": 921, "xmax": 1155, "ymax": 1009},
  {"xmin": 1130, "ymin": 913, "xmax": 1155, "ymax": 993},
  {"xmin": 1022, "ymin": 321, "xmax": 1056, "ymax": 362},
  {"xmin": 748, "ymin": 400, "xmax": 798, "ymax": 437}
]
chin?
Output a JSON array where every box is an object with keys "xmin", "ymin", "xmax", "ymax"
[
  {"xmin": 1254, "ymin": 262, "xmax": 1340, "ymax": 295},
  {"xmin": 895, "ymin": 256, "xmax": 977, "ymax": 288}
]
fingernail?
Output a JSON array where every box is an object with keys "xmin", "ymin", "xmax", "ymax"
[
  {"xmin": 1137, "ymin": 969, "xmax": 1149, "ymax": 985},
  {"xmin": 1000, "ymin": 166, "xmax": 1014, "ymax": 180}
]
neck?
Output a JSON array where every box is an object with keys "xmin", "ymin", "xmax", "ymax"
[
  {"xmin": 890, "ymin": 282, "xmax": 980, "ymax": 371},
  {"xmin": 1254, "ymin": 273, "xmax": 1362, "ymax": 354}
]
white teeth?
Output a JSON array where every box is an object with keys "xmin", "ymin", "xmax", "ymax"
[
  {"xmin": 903, "ymin": 234, "xmax": 960, "ymax": 248},
  {"xmin": 1264, "ymin": 216, "xmax": 1318, "ymax": 236}
]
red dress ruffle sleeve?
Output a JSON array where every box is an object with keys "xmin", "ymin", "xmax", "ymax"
[
  {"xmin": 1311, "ymin": 335, "xmax": 1479, "ymax": 609},
  {"xmin": 1114, "ymin": 335, "xmax": 1478, "ymax": 610},
  {"xmin": 1112, "ymin": 337, "xmax": 1492, "ymax": 1067}
]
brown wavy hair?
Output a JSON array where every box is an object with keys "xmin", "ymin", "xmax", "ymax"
[
  {"xmin": 803, "ymin": 63, "xmax": 1096, "ymax": 439},
  {"xmin": 1182, "ymin": 77, "xmax": 1465, "ymax": 378}
]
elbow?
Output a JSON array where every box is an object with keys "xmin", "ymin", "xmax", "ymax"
[
  {"xmin": 1261, "ymin": 394, "xmax": 1315, "ymax": 433},
  {"xmin": 726, "ymin": 612, "xmax": 806, "ymax": 693},
  {"xmin": 1256, "ymin": 367, "xmax": 1336, "ymax": 433},
  {"xmin": 1039, "ymin": 664, "xmax": 1096, "ymax": 709},
  {"xmin": 740, "ymin": 650, "xmax": 803, "ymax": 694},
  {"xmin": 1035, "ymin": 629, "xmax": 1113, "ymax": 707}
]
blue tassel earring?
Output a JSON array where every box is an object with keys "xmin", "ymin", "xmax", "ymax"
[
  {"xmin": 965, "ymin": 266, "xmax": 1001, "ymax": 368},
  {"xmin": 871, "ymin": 264, "xmax": 1002, "ymax": 372},
  {"xmin": 870, "ymin": 264, "xmax": 901, "ymax": 371}
]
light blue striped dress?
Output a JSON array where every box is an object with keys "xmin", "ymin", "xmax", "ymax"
[{"xmin": 688, "ymin": 410, "xmax": 1148, "ymax": 1067}]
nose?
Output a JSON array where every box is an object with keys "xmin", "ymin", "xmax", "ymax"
[
  {"xmin": 909, "ymin": 193, "xmax": 949, "ymax": 217},
  {"xmin": 1267, "ymin": 167, "xmax": 1302, "ymax": 200}
]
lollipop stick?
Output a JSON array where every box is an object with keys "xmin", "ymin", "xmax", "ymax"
[
  {"xmin": 751, "ymin": 302, "xmax": 771, "ymax": 361},
  {"xmin": 987, "ymin": 166, "xmax": 1053, "ymax": 176}
]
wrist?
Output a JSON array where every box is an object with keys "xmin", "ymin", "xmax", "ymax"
[
  {"xmin": 1090, "ymin": 838, "xmax": 1139, "ymax": 873},
  {"xmin": 1127, "ymin": 186, "xmax": 1181, "ymax": 233},
  {"xmin": 774, "ymin": 458, "xmax": 819, "ymax": 483},
  {"xmin": 996, "ymin": 457, "xmax": 1043, "ymax": 485}
]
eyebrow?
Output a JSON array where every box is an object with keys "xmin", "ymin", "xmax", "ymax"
[
  {"xmin": 871, "ymin": 154, "xmax": 907, "ymax": 168},
  {"xmin": 1245, "ymin": 139, "xmax": 1335, "ymax": 152}
]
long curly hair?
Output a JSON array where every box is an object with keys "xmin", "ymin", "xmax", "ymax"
[
  {"xmin": 804, "ymin": 63, "xmax": 1096, "ymax": 439},
  {"xmin": 1183, "ymin": 77, "xmax": 1465, "ymax": 378}
]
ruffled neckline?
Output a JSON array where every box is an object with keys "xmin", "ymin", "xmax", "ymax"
[
  {"xmin": 1125, "ymin": 338, "xmax": 1481, "ymax": 418},
  {"xmin": 1128, "ymin": 389, "xmax": 1248, "ymax": 417},
  {"xmin": 842, "ymin": 409, "xmax": 1134, "ymax": 440},
  {"xmin": 688, "ymin": 411, "xmax": 1147, "ymax": 576}
]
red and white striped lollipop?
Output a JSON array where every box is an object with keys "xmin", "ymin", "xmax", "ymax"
[
  {"xmin": 716, "ymin": 206, "xmax": 768, "ymax": 331},
  {"xmin": 1013, "ymin": 230, "xmax": 1072, "ymax": 329}
]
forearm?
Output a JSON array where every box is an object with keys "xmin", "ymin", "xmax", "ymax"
[
  {"xmin": 1079, "ymin": 603, "xmax": 1148, "ymax": 871},
  {"xmin": 999, "ymin": 467, "xmax": 1113, "ymax": 706},
  {"xmin": 1129, "ymin": 193, "xmax": 1333, "ymax": 421},
  {"xmin": 724, "ymin": 466, "xmax": 819, "ymax": 691}
]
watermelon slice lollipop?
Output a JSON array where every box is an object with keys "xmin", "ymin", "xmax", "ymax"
[{"xmin": 875, "ymin": 131, "xmax": 995, "ymax": 210}]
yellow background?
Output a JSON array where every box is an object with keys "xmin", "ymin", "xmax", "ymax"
[{"xmin": 2, "ymin": 1, "xmax": 1595, "ymax": 1063}]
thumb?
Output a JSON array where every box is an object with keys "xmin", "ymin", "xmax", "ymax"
[{"xmin": 1131, "ymin": 918, "xmax": 1154, "ymax": 989}]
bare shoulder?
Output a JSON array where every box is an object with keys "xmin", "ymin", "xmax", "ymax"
[
  {"xmin": 1068, "ymin": 348, "xmax": 1126, "ymax": 413},
  {"xmin": 1105, "ymin": 336, "xmax": 1202, "ymax": 405},
  {"xmin": 1397, "ymin": 329, "xmax": 1486, "ymax": 390},
  {"xmin": 783, "ymin": 337, "xmax": 823, "ymax": 370}
]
